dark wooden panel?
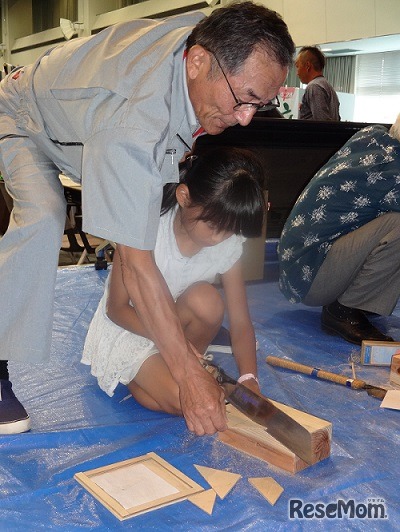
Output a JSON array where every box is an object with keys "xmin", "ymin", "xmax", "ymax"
[{"xmin": 195, "ymin": 118, "xmax": 388, "ymax": 237}]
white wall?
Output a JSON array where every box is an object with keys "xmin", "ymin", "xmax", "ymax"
[
  {"xmin": 337, "ymin": 92, "xmax": 356, "ymax": 121},
  {"xmin": 5, "ymin": 0, "xmax": 400, "ymax": 69},
  {"xmin": 5, "ymin": 0, "xmax": 400, "ymax": 64},
  {"xmin": 257, "ymin": 0, "xmax": 400, "ymax": 46},
  {"xmin": 6, "ymin": 0, "xmax": 212, "ymax": 65}
]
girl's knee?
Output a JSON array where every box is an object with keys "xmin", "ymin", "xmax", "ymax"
[
  {"xmin": 132, "ymin": 385, "xmax": 181, "ymax": 416},
  {"xmin": 179, "ymin": 282, "xmax": 224, "ymax": 326},
  {"xmin": 128, "ymin": 364, "xmax": 182, "ymax": 416}
]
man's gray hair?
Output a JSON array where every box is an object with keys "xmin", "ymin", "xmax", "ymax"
[{"xmin": 186, "ymin": 1, "xmax": 295, "ymax": 74}]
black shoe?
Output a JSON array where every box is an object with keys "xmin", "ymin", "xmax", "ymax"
[
  {"xmin": 0, "ymin": 380, "xmax": 31, "ymax": 435},
  {"xmin": 321, "ymin": 301, "xmax": 394, "ymax": 345}
]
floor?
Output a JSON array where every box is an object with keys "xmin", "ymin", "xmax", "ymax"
[{"xmin": 1, "ymin": 241, "xmax": 399, "ymax": 530}]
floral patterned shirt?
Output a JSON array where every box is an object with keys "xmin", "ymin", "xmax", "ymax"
[{"xmin": 278, "ymin": 124, "xmax": 400, "ymax": 303}]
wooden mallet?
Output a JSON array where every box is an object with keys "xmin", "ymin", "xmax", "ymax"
[{"xmin": 266, "ymin": 356, "xmax": 387, "ymax": 399}]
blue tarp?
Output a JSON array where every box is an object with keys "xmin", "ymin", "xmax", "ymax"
[{"xmin": 1, "ymin": 241, "xmax": 399, "ymax": 530}]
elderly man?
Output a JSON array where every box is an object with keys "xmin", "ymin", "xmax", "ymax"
[
  {"xmin": 296, "ymin": 46, "xmax": 340, "ymax": 121},
  {"xmin": 0, "ymin": 2, "xmax": 294, "ymax": 435}
]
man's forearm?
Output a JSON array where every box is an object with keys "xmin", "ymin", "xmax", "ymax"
[
  {"xmin": 117, "ymin": 245, "xmax": 196, "ymax": 383},
  {"xmin": 117, "ymin": 244, "xmax": 228, "ymax": 435}
]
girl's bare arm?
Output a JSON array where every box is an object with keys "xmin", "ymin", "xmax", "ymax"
[{"xmin": 221, "ymin": 260, "xmax": 260, "ymax": 393}]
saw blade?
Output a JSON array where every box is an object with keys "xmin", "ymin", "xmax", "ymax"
[{"xmin": 222, "ymin": 381, "xmax": 314, "ymax": 464}]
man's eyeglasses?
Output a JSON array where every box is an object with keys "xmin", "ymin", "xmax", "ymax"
[{"xmin": 210, "ymin": 51, "xmax": 280, "ymax": 113}]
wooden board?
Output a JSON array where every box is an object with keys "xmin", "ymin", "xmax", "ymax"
[
  {"xmin": 74, "ymin": 452, "xmax": 203, "ymax": 521},
  {"xmin": 218, "ymin": 402, "xmax": 332, "ymax": 474}
]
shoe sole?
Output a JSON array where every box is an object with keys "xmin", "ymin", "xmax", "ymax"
[
  {"xmin": 0, "ymin": 417, "xmax": 31, "ymax": 435},
  {"xmin": 321, "ymin": 322, "xmax": 362, "ymax": 345}
]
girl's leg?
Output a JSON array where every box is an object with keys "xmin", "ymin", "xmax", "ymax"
[
  {"xmin": 127, "ymin": 282, "xmax": 224, "ymax": 414},
  {"xmin": 177, "ymin": 282, "xmax": 225, "ymax": 354},
  {"xmin": 127, "ymin": 354, "xmax": 181, "ymax": 414}
]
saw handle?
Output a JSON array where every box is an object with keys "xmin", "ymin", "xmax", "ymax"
[
  {"xmin": 266, "ymin": 355, "xmax": 366, "ymax": 389},
  {"xmin": 201, "ymin": 360, "xmax": 237, "ymax": 385}
]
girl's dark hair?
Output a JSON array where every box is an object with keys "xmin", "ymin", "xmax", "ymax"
[{"xmin": 161, "ymin": 147, "xmax": 266, "ymax": 238}]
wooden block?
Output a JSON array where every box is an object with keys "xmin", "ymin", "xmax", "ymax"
[
  {"xmin": 390, "ymin": 353, "xmax": 400, "ymax": 387},
  {"xmin": 248, "ymin": 477, "xmax": 284, "ymax": 505},
  {"xmin": 194, "ymin": 465, "xmax": 241, "ymax": 499},
  {"xmin": 188, "ymin": 489, "xmax": 216, "ymax": 515},
  {"xmin": 218, "ymin": 402, "xmax": 332, "ymax": 474}
]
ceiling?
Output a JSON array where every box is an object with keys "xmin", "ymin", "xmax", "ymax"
[{"xmin": 319, "ymin": 33, "xmax": 400, "ymax": 56}]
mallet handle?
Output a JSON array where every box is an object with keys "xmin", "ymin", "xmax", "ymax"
[{"xmin": 266, "ymin": 356, "xmax": 366, "ymax": 390}]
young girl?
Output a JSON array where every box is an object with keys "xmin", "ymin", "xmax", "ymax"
[{"xmin": 82, "ymin": 147, "xmax": 266, "ymax": 417}]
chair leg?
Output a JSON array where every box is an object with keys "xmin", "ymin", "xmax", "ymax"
[
  {"xmin": 61, "ymin": 229, "xmax": 85, "ymax": 252},
  {"xmin": 78, "ymin": 231, "xmax": 95, "ymax": 255},
  {"xmin": 77, "ymin": 249, "xmax": 88, "ymax": 266}
]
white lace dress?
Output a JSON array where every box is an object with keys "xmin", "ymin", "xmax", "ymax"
[{"xmin": 82, "ymin": 207, "xmax": 245, "ymax": 396}]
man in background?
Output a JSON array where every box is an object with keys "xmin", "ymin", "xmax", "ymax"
[{"xmin": 296, "ymin": 46, "xmax": 340, "ymax": 121}]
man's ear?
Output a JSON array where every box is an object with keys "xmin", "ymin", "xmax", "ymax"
[
  {"xmin": 186, "ymin": 44, "xmax": 210, "ymax": 80},
  {"xmin": 176, "ymin": 184, "xmax": 191, "ymax": 207}
]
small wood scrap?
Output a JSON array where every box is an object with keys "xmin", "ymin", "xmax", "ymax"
[
  {"xmin": 390, "ymin": 353, "xmax": 400, "ymax": 387},
  {"xmin": 248, "ymin": 477, "xmax": 284, "ymax": 506},
  {"xmin": 380, "ymin": 389, "xmax": 400, "ymax": 410},
  {"xmin": 194, "ymin": 464, "xmax": 241, "ymax": 499},
  {"xmin": 187, "ymin": 489, "xmax": 217, "ymax": 515},
  {"xmin": 218, "ymin": 403, "xmax": 332, "ymax": 474}
]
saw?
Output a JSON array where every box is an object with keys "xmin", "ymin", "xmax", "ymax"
[{"xmin": 203, "ymin": 361, "xmax": 314, "ymax": 464}]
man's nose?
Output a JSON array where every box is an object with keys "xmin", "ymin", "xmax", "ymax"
[{"xmin": 233, "ymin": 107, "xmax": 258, "ymax": 126}]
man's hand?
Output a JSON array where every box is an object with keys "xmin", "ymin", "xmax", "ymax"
[{"xmin": 178, "ymin": 361, "xmax": 227, "ymax": 436}]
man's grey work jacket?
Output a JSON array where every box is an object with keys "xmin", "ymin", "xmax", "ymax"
[{"xmin": 11, "ymin": 12, "xmax": 204, "ymax": 249}]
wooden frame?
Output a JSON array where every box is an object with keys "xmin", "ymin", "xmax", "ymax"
[
  {"xmin": 74, "ymin": 452, "xmax": 203, "ymax": 521},
  {"xmin": 219, "ymin": 402, "xmax": 332, "ymax": 474},
  {"xmin": 361, "ymin": 340, "xmax": 400, "ymax": 366}
]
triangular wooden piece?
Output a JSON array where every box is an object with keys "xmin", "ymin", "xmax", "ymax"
[
  {"xmin": 188, "ymin": 489, "xmax": 216, "ymax": 515},
  {"xmin": 248, "ymin": 477, "xmax": 284, "ymax": 506},
  {"xmin": 194, "ymin": 465, "xmax": 241, "ymax": 499}
]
